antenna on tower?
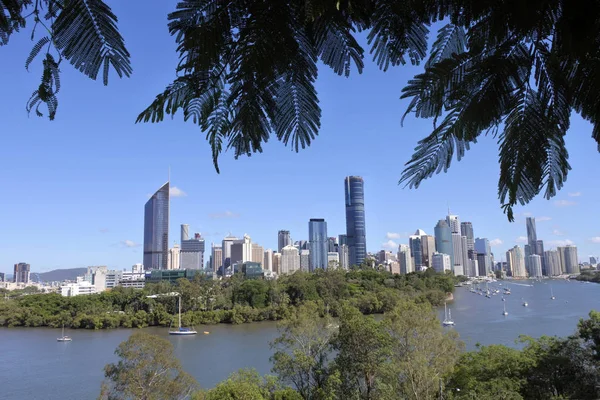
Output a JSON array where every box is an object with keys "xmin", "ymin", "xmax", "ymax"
[{"xmin": 447, "ymin": 202, "xmax": 451, "ymax": 216}]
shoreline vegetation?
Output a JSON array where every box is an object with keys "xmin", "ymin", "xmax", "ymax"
[
  {"xmin": 0, "ymin": 269, "xmax": 457, "ymax": 330},
  {"xmin": 98, "ymin": 297, "xmax": 600, "ymax": 400}
]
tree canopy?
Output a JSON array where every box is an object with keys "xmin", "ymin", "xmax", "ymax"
[{"xmin": 3, "ymin": 0, "xmax": 600, "ymax": 218}]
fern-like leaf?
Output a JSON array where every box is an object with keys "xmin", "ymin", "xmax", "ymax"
[
  {"xmin": 53, "ymin": 0, "xmax": 131, "ymax": 85},
  {"xmin": 27, "ymin": 53, "xmax": 60, "ymax": 120},
  {"xmin": 25, "ymin": 36, "xmax": 49, "ymax": 70}
]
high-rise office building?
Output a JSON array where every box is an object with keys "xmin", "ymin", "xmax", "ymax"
[
  {"xmin": 451, "ymin": 233, "xmax": 464, "ymax": 276},
  {"xmin": 181, "ymin": 233, "xmax": 205, "ymax": 269},
  {"xmin": 535, "ymin": 240, "xmax": 546, "ymax": 274},
  {"xmin": 13, "ymin": 262, "xmax": 30, "ymax": 284},
  {"xmin": 446, "ymin": 214, "xmax": 461, "ymax": 234},
  {"xmin": 211, "ymin": 245, "xmax": 223, "ymax": 272},
  {"xmin": 0, "ymin": 272, "xmax": 4, "ymax": 282},
  {"xmin": 507, "ymin": 246, "xmax": 526, "ymax": 277},
  {"xmin": 397, "ymin": 244, "xmax": 413, "ymax": 274},
  {"xmin": 460, "ymin": 222, "xmax": 475, "ymax": 252},
  {"xmin": 252, "ymin": 244, "xmax": 264, "ymax": 264},
  {"xmin": 263, "ymin": 249, "xmax": 273, "ymax": 272},
  {"xmin": 222, "ymin": 235, "xmax": 239, "ymax": 268},
  {"xmin": 409, "ymin": 231, "xmax": 424, "ymax": 270},
  {"xmin": 527, "ymin": 254, "xmax": 543, "ymax": 277},
  {"xmin": 544, "ymin": 250, "xmax": 562, "ymax": 276},
  {"xmin": 180, "ymin": 224, "xmax": 189, "ymax": 242},
  {"xmin": 461, "ymin": 236, "xmax": 469, "ymax": 276},
  {"xmin": 434, "ymin": 220, "xmax": 454, "ymax": 265},
  {"xmin": 273, "ymin": 253, "xmax": 281, "ymax": 274},
  {"xmin": 278, "ymin": 230, "xmax": 292, "ymax": 253},
  {"xmin": 168, "ymin": 244, "xmax": 181, "ymax": 270},
  {"xmin": 327, "ymin": 237, "xmax": 337, "ymax": 253},
  {"xmin": 557, "ymin": 246, "xmax": 567, "ymax": 273},
  {"xmin": 338, "ymin": 245, "xmax": 349, "ymax": 270},
  {"xmin": 526, "ymin": 217, "xmax": 537, "ymax": 250},
  {"xmin": 143, "ymin": 182, "xmax": 169, "ymax": 270},
  {"xmin": 590, "ymin": 256, "xmax": 598, "ymax": 265},
  {"xmin": 338, "ymin": 234, "xmax": 348, "ymax": 247},
  {"xmin": 474, "ymin": 238, "xmax": 492, "ymax": 276},
  {"xmin": 345, "ymin": 176, "xmax": 367, "ymax": 267},
  {"xmin": 421, "ymin": 235, "xmax": 436, "ymax": 268},
  {"xmin": 300, "ymin": 249, "xmax": 310, "ymax": 271},
  {"xmin": 432, "ymin": 252, "xmax": 451, "ymax": 273},
  {"xmin": 309, "ymin": 218, "xmax": 328, "ymax": 271},
  {"xmin": 281, "ymin": 245, "xmax": 300, "ymax": 275},
  {"xmin": 560, "ymin": 245, "xmax": 579, "ymax": 274}
]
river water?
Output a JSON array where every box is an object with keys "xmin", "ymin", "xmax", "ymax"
[{"xmin": 1, "ymin": 280, "xmax": 598, "ymax": 400}]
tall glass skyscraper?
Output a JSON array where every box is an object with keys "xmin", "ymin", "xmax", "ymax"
[
  {"xmin": 526, "ymin": 217, "xmax": 537, "ymax": 250},
  {"xmin": 434, "ymin": 220, "xmax": 454, "ymax": 266},
  {"xmin": 345, "ymin": 176, "xmax": 367, "ymax": 267},
  {"xmin": 309, "ymin": 218, "xmax": 328, "ymax": 271},
  {"xmin": 143, "ymin": 182, "xmax": 169, "ymax": 270}
]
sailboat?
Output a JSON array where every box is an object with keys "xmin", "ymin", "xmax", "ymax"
[
  {"xmin": 522, "ymin": 298, "xmax": 528, "ymax": 307},
  {"xmin": 442, "ymin": 302, "xmax": 455, "ymax": 326},
  {"xmin": 57, "ymin": 324, "xmax": 72, "ymax": 342},
  {"xmin": 169, "ymin": 295, "xmax": 197, "ymax": 335},
  {"xmin": 502, "ymin": 302, "xmax": 508, "ymax": 316},
  {"xmin": 550, "ymin": 286, "xmax": 556, "ymax": 300}
]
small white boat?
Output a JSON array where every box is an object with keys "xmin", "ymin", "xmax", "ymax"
[
  {"xmin": 502, "ymin": 302, "xmax": 508, "ymax": 316},
  {"xmin": 550, "ymin": 286, "xmax": 556, "ymax": 300},
  {"xmin": 57, "ymin": 324, "xmax": 72, "ymax": 342},
  {"xmin": 169, "ymin": 295, "xmax": 197, "ymax": 336},
  {"xmin": 442, "ymin": 302, "xmax": 455, "ymax": 326},
  {"xmin": 522, "ymin": 301, "xmax": 528, "ymax": 307}
]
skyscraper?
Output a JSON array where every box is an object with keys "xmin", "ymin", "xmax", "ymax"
[
  {"xmin": 281, "ymin": 245, "xmax": 300, "ymax": 275},
  {"xmin": 13, "ymin": 263, "xmax": 30, "ymax": 284},
  {"xmin": 211, "ymin": 245, "xmax": 223, "ymax": 272},
  {"xmin": 345, "ymin": 176, "xmax": 367, "ymax": 267},
  {"xmin": 309, "ymin": 219, "xmax": 328, "ymax": 271},
  {"xmin": 180, "ymin": 224, "xmax": 189, "ymax": 242},
  {"xmin": 168, "ymin": 244, "xmax": 181, "ymax": 270},
  {"xmin": 300, "ymin": 249, "xmax": 310, "ymax": 271},
  {"xmin": 526, "ymin": 217, "xmax": 537, "ymax": 250},
  {"xmin": 397, "ymin": 244, "xmax": 413, "ymax": 274},
  {"xmin": 460, "ymin": 236, "xmax": 469, "ymax": 276},
  {"xmin": 544, "ymin": 250, "xmax": 562, "ymax": 276},
  {"xmin": 562, "ymin": 245, "xmax": 579, "ymax": 274},
  {"xmin": 338, "ymin": 234, "xmax": 348, "ymax": 246},
  {"xmin": 273, "ymin": 253, "xmax": 281, "ymax": 274},
  {"xmin": 143, "ymin": 182, "xmax": 169, "ymax": 270},
  {"xmin": 474, "ymin": 238, "xmax": 492, "ymax": 275},
  {"xmin": 528, "ymin": 254, "xmax": 543, "ymax": 278},
  {"xmin": 181, "ymin": 233, "xmax": 205, "ymax": 269},
  {"xmin": 409, "ymin": 231, "xmax": 424, "ymax": 270},
  {"xmin": 446, "ymin": 214, "xmax": 460, "ymax": 234},
  {"xmin": 327, "ymin": 237, "xmax": 337, "ymax": 253},
  {"xmin": 507, "ymin": 246, "xmax": 526, "ymax": 277},
  {"xmin": 222, "ymin": 235, "xmax": 238, "ymax": 268},
  {"xmin": 421, "ymin": 235, "xmax": 436, "ymax": 268},
  {"xmin": 338, "ymin": 245, "xmax": 349, "ymax": 270},
  {"xmin": 434, "ymin": 220, "xmax": 454, "ymax": 265},
  {"xmin": 460, "ymin": 222, "xmax": 474, "ymax": 252},
  {"xmin": 278, "ymin": 230, "xmax": 292, "ymax": 253},
  {"xmin": 263, "ymin": 249, "xmax": 273, "ymax": 272},
  {"xmin": 452, "ymin": 233, "xmax": 464, "ymax": 276},
  {"xmin": 535, "ymin": 240, "xmax": 546, "ymax": 274},
  {"xmin": 252, "ymin": 244, "xmax": 264, "ymax": 264}
]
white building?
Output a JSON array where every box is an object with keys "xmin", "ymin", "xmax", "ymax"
[
  {"xmin": 544, "ymin": 250, "xmax": 562, "ymax": 276},
  {"xmin": 61, "ymin": 281, "xmax": 97, "ymax": 297},
  {"xmin": 397, "ymin": 244, "xmax": 413, "ymax": 274},
  {"xmin": 432, "ymin": 252, "xmax": 452, "ymax": 273},
  {"xmin": 451, "ymin": 233, "xmax": 464, "ymax": 276},
  {"xmin": 280, "ymin": 245, "xmax": 300, "ymax": 275},
  {"xmin": 168, "ymin": 244, "xmax": 181, "ymax": 270},
  {"xmin": 327, "ymin": 252, "xmax": 340, "ymax": 268},
  {"xmin": 338, "ymin": 244, "xmax": 349, "ymax": 270},
  {"xmin": 300, "ymin": 249, "xmax": 310, "ymax": 271},
  {"xmin": 507, "ymin": 246, "xmax": 527, "ymax": 277}
]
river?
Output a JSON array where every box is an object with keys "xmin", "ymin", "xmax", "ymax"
[{"xmin": 1, "ymin": 280, "xmax": 598, "ymax": 399}]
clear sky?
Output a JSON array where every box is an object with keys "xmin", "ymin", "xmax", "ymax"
[{"xmin": 1, "ymin": 2, "xmax": 599, "ymax": 273}]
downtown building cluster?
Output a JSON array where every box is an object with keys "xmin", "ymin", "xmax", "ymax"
[
  {"xmin": 141, "ymin": 176, "xmax": 368, "ymax": 279},
  {"xmin": 377, "ymin": 214, "xmax": 582, "ymax": 279}
]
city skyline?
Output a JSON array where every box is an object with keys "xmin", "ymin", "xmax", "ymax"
[{"xmin": 2, "ymin": 2, "xmax": 600, "ymax": 272}]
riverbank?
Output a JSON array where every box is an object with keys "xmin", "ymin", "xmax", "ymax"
[{"xmin": 0, "ymin": 269, "xmax": 458, "ymax": 330}]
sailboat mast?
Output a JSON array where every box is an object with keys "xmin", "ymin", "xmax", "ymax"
[{"xmin": 178, "ymin": 296, "xmax": 182, "ymax": 328}]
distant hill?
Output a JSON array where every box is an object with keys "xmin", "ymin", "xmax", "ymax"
[{"xmin": 31, "ymin": 268, "xmax": 87, "ymax": 283}]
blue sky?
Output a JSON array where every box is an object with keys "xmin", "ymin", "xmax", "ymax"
[{"xmin": 1, "ymin": 2, "xmax": 599, "ymax": 273}]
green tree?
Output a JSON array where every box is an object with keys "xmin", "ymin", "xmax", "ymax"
[
  {"xmin": 271, "ymin": 302, "xmax": 336, "ymax": 400},
  {"xmin": 577, "ymin": 310, "xmax": 600, "ymax": 359},
  {"xmin": 204, "ymin": 369, "xmax": 303, "ymax": 400},
  {"xmin": 382, "ymin": 300, "xmax": 462, "ymax": 400},
  {"xmin": 99, "ymin": 332, "xmax": 199, "ymax": 400},
  {"xmin": 333, "ymin": 305, "xmax": 391, "ymax": 400}
]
